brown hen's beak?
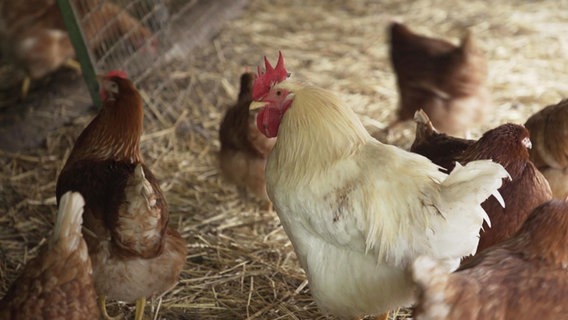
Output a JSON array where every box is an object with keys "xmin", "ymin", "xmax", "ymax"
[
  {"xmin": 522, "ymin": 137, "xmax": 532, "ymax": 149},
  {"xmin": 249, "ymin": 100, "xmax": 269, "ymax": 110}
]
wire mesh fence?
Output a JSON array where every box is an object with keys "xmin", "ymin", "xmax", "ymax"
[
  {"xmin": 0, "ymin": 0, "xmax": 247, "ymax": 107},
  {"xmin": 66, "ymin": 0, "xmax": 170, "ymax": 82}
]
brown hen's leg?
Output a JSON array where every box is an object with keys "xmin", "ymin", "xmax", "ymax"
[
  {"xmin": 376, "ymin": 311, "xmax": 389, "ymax": 320},
  {"xmin": 98, "ymin": 296, "xmax": 123, "ymax": 320},
  {"xmin": 20, "ymin": 76, "xmax": 31, "ymax": 99},
  {"xmin": 134, "ymin": 298, "xmax": 146, "ymax": 320},
  {"xmin": 63, "ymin": 58, "xmax": 82, "ymax": 73}
]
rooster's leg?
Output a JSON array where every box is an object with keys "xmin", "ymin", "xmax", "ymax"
[
  {"xmin": 134, "ymin": 298, "xmax": 146, "ymax": 320},
  {"xmin": 98, "ymin": 295, "xmax": 123, "ymax": 320}
]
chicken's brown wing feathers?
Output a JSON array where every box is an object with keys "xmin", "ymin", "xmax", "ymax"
[{"xmin": 113, "ymin": 164, "xmax": 168, "ymax": 258}]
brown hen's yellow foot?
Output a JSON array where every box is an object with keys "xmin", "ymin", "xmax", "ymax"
[
  {"xmin": 376, "ymin": 311, "xmax": 389, "ymax": 320},
  {"xmin": 98, "ymin": 295, "xmax": 123, "ymax": 320},
  {"xmin": 20, "ymin": 76, "xmax": 31, "ymax": 99},
  {"xmin": 63, "ymin": 58, "xmax": 82, "ymax": 73},
  {"xmin": 134, "ymin": 298, "xmax": 146, "ymax": 320}
]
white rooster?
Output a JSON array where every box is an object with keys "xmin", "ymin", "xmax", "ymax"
[{"xmin": 249, "ymin": 52, "xmax": 509, "ymax": 319}]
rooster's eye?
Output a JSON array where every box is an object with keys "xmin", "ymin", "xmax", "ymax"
[{"xmin": 276, "ymin": 90, "xmax": 282, "ymax": 96}]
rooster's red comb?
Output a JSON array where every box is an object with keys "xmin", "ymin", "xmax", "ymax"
[
  {"xmin": 105, "ymin": 70, "xmax": 128, "ymax": 79},
  {"xmin": 252, "ymin": 51, "xmax": 288, "ymax": 100}
]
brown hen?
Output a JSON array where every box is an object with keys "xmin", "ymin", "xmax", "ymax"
[
  {"xmin": 525, "ymin": 99, "xmax": 568, "ymax": 199},
  {"xmin": 411, "ymin": 110, "xmax": 552, "ymax": 256},
  {"xmin": 219, "ymin": 71, "xmax": 276, "ymax": 208},
  {"xmin": 0, "ymin": 0, "xmax": 153, "ymax": 97},
  {"xmin": 413, "ymin": 199, "xmax": 568, "ymax": 320},
  {"xmin": 388, "ymin": 22, "xmax": 490, "ymax": 138},
  {"xmin": 55, "ymin": 70, "xmax": 187, "ymax": 320},
  {"xmin": 0, "ymin": 192, "xmax": 100, "ymax": 320}
]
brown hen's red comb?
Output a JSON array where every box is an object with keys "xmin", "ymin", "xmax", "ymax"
[
  {"xmin": 252, "ymin": 51, "xmax": 288, "ymax": 100},
  {"xmin": 105, "ymin": 70, "xmax": 128, "ymax": 79}
]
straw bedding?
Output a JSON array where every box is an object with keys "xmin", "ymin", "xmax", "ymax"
[{"xmin": 1, "ymin": 0, "xmax": 567, "ymax": 319}]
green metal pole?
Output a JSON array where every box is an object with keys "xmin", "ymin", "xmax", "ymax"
[{"xmin": 56, "ymin": 0, "xmax": 102, "ymax": 108}]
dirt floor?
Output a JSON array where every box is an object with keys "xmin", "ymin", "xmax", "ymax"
[{"xmin": 1, "ymin": 0, "xmax": 568, "ymax": 319}]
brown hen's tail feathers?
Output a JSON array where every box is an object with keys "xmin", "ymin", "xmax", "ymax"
[
  {"xmin": 412, "ymin": 255, "xmax": 451, "ymax": 320},
  {"xmin": 51, "ymin": 192, "xmax": 85, "ymax": 247},
  {"xmin": 413, "ymin": 109, "xmax": 438, "ymax": 142},
  {"xmin": 413, "ymin": 109, "xmax": 437, "ymax": 132}
]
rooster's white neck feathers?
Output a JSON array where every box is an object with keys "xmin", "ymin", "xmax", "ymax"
[{"xmin": 270, "ymin": 83, "xmax": 370, "ymax": 180}]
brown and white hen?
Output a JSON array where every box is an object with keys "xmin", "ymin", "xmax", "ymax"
[
  {"xmin": 55, "ymin": 70, "xmax": 187, "ymax": 320},
  {"xmin": 0, "ymin": 192, "xmax": 100, "ymax": 320}
]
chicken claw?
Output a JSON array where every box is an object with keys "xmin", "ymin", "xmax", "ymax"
[
  {"xmin": 19, "ymin": 58, "xmax": 81, "ymax": 99},
  {"xmin": 98, "ymin": 296, "xmax": 123, "ymax": 320},
  {"xmin": 63, "ymin": 58, "xmax": 82, "ymax": 73}
]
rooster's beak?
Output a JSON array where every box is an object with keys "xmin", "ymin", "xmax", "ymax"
[{"xmin": 249, "ymin": 101, "xmax": 268, "ymax": 110}]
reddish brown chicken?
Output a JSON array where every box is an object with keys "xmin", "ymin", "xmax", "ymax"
[
  {"xmin": 219, "ymin": 72, "xmax": 276, "ymax": 208},
  {"xmin": 412, "ymin": 199, "xmax": 568, "ymax": 320},
  {"xmin": 411, "ymin": 109, "xmax": 473, "ymax": 171},
  {"xmin": 55, "ymin": 71, "xmax": 187, "ymax": 320},
  {"xmin": 524, "ymin": 99, "xmax": 568, "ymax": 199},
  {"xmin": 0, "ymin": 192, "xmax": 100, "ymax": 320},
  {"xmin": 0, "ymin": 0, "xmax": 76, "ymax": 96},
  {"xmin": 411, "ymin": 111, "xmax": 552, "ymax": 256},
  {"xmin": 456, "ymin": 123, "xmax": 552, "ymax": 255},
  {"xmin": 388, "ymin": 22, "xmax": 490, "ymax": 138}
]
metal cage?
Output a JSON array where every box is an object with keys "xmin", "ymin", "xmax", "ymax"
[
  {"xmin": 73, "ymin": 0, "xmax": 167, "ymax": 76},
  {"xmin": 55, "ymin": 0, "xmax": 249, "ymax": 107},
  {"xmin": 57, "ymin": 0, "xmax": 170, "ymax": 106}
]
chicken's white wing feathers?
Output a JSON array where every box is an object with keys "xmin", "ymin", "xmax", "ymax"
[
  {"xmin": 286, "ymin": 141, "xmax": 508, "ymax": 271},
  {"xmin": 428, "ymin": 159, "xmax": 509, "ymax": 265}
]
